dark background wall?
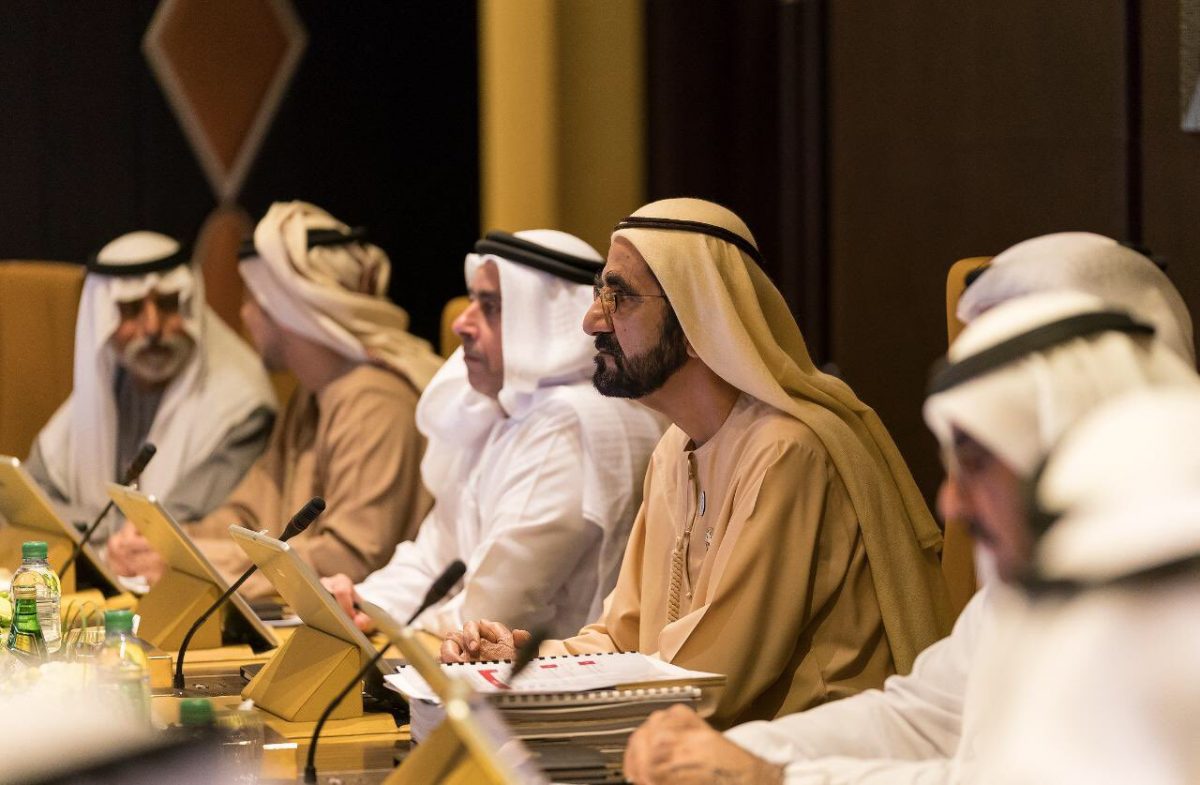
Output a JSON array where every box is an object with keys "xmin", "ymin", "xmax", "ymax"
[
  {"xmin": 5, "ymin": 1, "xmax": 1199, "ymax": 503},
  {"xmin": 0, "ymin": 1, "xmax": 479, "ymax": 343},
  {"xmin": 648, "ymin": 0, "xmax": 1197, "ymax": 504}
]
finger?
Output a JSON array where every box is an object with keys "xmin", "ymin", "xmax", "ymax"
[
  {"xmin": 321, "ymin": 576, "xmax": 355, "ymax": 614},
  {"xmin": 626, "ymin": 730, "xmax": 678, "ymax": 785},
  {"xmin": 660, "ymin": 704, "xmax": 703, "ymax": 730},
  {"xmin": 479, "ymin": 640, "xmax": 517, "ymax": 661},
  {"xmin": 463, "ymin": 620, "xmax": 482, "ymax": 653},
  {"xmin": 512, "ymin": 629, "xmax": 533, "ymax": 648},
  {"xmin": 478, "ymin": 619, "xmax": 513, "ymax": 648},
  {"xmin": 623, "ymin": 727, "xmax": 649, "ymax": 782},
  {"xmin": 353, "ymin": 611, "xmax": 375, "ymax": 633},
  {"xmin": 440, "ymin": 638, "xmax": 464, "ymax": 663}
]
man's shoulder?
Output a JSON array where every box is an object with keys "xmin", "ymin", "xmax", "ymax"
[
  {"xmin": 330, "ymin": 363, "xmax": 422, "ymax": 405},
  {"xmin": 316, "ymin": 364, "xmax": 421, "ymax": 431},
  {"xmin": 509, "ymin": 388, "xmax": 588, "ymax": 431}
]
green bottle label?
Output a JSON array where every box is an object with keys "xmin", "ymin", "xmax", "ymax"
[{"xmin": 7, "ymin": 586, "xmax": 46, "ymax": 660}]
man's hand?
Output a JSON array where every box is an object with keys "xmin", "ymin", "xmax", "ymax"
[
  {"xmin": 106, "ymin": 521, "xmax": 165, "ymax": 582},
  {"xmin": 440, "ymin": 619, "xmax": 533, "ymax": 663},
  {"xmin": 623, "ymin": 705, "xmax": 785, "ymax": 785},
  {"xmin": 320, "ymin": 574, "xmax": 375, "ymax": 632}
]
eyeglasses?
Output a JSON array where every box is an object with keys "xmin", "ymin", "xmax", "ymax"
[{"xmin": 592, "ymin": 281, "xmax": 668, "ymax": 317}]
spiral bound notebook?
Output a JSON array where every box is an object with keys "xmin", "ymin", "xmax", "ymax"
[{"xmin": 386, "ymin": 651, "xmax": 723, "ymax": 704}]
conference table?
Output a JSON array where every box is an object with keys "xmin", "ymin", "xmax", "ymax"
[{"xmin": 150, "ymin": 625, "xmax": 425, "ymax": 783}]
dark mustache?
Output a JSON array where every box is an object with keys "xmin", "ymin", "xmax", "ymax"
[
  {"xmin": 594, "ymin": 334, "xmax": 624, "ymax": 356},
  {"xmin": 964, "ymin": 518, "xmax": 994, "ymax": 545}
]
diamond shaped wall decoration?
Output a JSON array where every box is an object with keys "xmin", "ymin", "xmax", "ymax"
[{"xmin": 144, "ymin": 0, "xmax": 307, "ymax": 202}]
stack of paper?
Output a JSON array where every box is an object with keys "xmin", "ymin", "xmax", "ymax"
[{"xmin": 386, "ymin": 652, "xmax": 724, "ymax": 784}]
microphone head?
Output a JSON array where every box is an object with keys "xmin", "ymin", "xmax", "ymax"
[
  {"xmin": 122, "ymin": 442, "xmax": 157, "ymax": 485},
  {"xmin": 433, "ymin": 559, "xmax": 467, "ymax": 597},
  {"xmin": 509, "ymin": 628, "xmax": 548, "ymax": 683},
  {"xmin": 281, "ymin": 496, "xmax": 326, "ymax": 541}
]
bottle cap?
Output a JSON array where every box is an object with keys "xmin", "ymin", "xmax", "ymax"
[
  {"xmin": 179, "ymin": 698, "xmax": 215, "ymax": 727},
  {"xmin": 21, "ymin": 541, "xmax": 47, "ymax": 560},
  {"xmin": 104, "ymin": 609, "xmax": 135, "ymax": 634}
]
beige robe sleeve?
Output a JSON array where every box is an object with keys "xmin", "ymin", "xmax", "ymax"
[
  {"xmin": 286, "ymin": 382, "xmax": 431, "ymax": 579},
  {"xmin": 191, "ymin": 375, "xmax": 432, "ymax": 599},
  {"xmin": 546, "ymin": 436, "xmax": 891, "ymax": 728}
]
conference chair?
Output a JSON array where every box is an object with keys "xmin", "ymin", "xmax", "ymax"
[
  {"xmin": 0, "ymin": 261, "xmax": 85, "ymax": 459},
  {"xmin": 942, "ymin": 256, "xmax": 991, "ymax": 618}
]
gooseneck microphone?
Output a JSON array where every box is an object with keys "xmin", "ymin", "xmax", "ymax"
[
  {"xmin": 59, "ymin": 442, "xmax": 157, "ymax": 576},
  {"xmin": 172, "ymin": 497, "xmax": 325, "ymax": 690},
  {"xmin": 508, "ymin": 628, "xmax": 548, "ymax": 686},
  {"xmin": 303, "ymin": 559, "xmax": 467, "ymax": 784}
]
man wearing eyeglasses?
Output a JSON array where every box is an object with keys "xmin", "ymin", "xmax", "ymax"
[
  {"xmin": 444, "ymin": 198, "xmax": 953, "ymax": 731},
  {"xmin": 620, "ymin": 277, "xmax": 1197, "ymax": 781}
]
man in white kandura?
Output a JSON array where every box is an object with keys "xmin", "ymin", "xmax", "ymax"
[
  {"xmin": 324, "ymin": 230, "xmax": 665, "ymax": 638},
  {"xmin": 25, "ymin": 231, "xmax": 276, "ymax": 540},
  {"xmin": 978, "ymin": 388, "xmax": 1200, "ymax": 785}
]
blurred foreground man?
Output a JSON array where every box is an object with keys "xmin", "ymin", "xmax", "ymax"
[
  {"xmin": 623, "ymin": 291, "xmax": 1197, "ymax": 784},
  {"xmin": 108, "ymin": 202, "xmax": 442, "ymax": 596},
  {"xmin": 26, "ymin": 231, "xmax": 275, "ymax": 537},
  {"xmin": 958, "ymin": 231, "xmax": 1195, "ymax": 364},
  {"xmin": 446, "ymin": 198, "xmax": 952, "ymax": 729},
  {"xmin": 980, "ymin": 389, "xmax": 1200, "ymax": 785},
  {"xmin": 324, "ymin": 230, "xmax": 665, "ymax": 638}
]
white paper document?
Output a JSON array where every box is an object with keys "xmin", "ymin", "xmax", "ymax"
[{"xmin": 386, "ymin": 651, "xmax": 721, "ymax": 704}]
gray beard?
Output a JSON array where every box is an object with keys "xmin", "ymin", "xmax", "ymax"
[{"xmin": 116, "ymin": 333, "xmax": 194, "ymax": 385}]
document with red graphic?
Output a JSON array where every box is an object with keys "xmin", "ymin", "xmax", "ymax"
[{"xmin": 385, "ymin": 651, "xmax": 723, "ymax": 704}]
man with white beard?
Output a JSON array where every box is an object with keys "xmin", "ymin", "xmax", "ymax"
[{"xmin": 25, "ymin": 231, "xmax": 276, "ymax": 540}]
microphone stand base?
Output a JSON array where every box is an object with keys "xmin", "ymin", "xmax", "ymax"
[
  {"xmin": 138, "ymin": 569, "xmax": 223, "ymax": 651},
  {"xmin": 243, "ymin": 624, "xmax": 364, "ymax": 722}
]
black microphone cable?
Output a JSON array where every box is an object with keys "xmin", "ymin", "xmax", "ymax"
[{"xmin": 172, "ymin": 497, "xmax": 325, "ymax": 690}]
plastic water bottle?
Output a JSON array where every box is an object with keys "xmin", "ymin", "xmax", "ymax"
[
  {"xmin": 175, "ymin": 698, "xmax": 262, "ymax": 783},
  {"xmin": 10, "ymin": 542, "xmax": 60, "ymax": 653},
  {"xmin": 177, "ymin": 697, "xmax": 218, "ymax": 741},
  {"xmin": 97, "ymin": 609, "xmax": 150, "ymax": 723},
  {"xmin": 6, "ymin": 583, "xmax": 47, "ymax": 662},
  {"xmin": 218, "ymin": 701, "xmax": 265, "ymax": 784}
]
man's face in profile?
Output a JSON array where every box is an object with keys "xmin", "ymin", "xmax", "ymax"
[
  {"xmin": 454, "ymin": 260, "xmax": 505, "ymax": 399},
  {"xmin": 585, "ymin": 239, "xmax": 688, "ymax": 399},
  {"xmin": 111, "ymin": 288, "xmax": 194, "ymax": 387},
  {"xmin": 240, "ymin": 291, "xmax": 288, "ymax": 373},
  {"xmin": 938, "ymin": 427, "xmax": 1033, "ymax": 583}
]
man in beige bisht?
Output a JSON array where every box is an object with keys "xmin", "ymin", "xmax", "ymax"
[
  {"xmin": 444, "ymin": 198, "xmax": 952, "ymax": 729},
  {"xmin": 107, "ymin": 201, "xmax": 444, "ymax": 598},
  {"xmin": 622, "ymin": 290, "xmax": 1197, "ymax": 784}
]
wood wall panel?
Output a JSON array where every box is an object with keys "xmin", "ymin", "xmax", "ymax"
[
  {"xmin": 1141, "ymin": 0, "xmax": 1200, "ymax": 360},
  {"xmin": 827, "ymin": 2, "xmax": 1129, "ymax": 499},
  {"xmin": 0, "ymin": 2, "xmax": 479, "ymax": 344}
]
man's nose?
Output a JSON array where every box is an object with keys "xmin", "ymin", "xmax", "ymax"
[
  {"xmin": 936, "ymin": 477, "xmax": 970, "ymax": 524},
  {"xmin": 582, "ymin": 297, "xmax": 611, "ymax": 336},
  {"xmin": 452, "ymin": 302, "xmax": 478, "ymax": 340},
  {"xmin": 141, "ymin": 300, "xmax": 162, "ymax": 338}
]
